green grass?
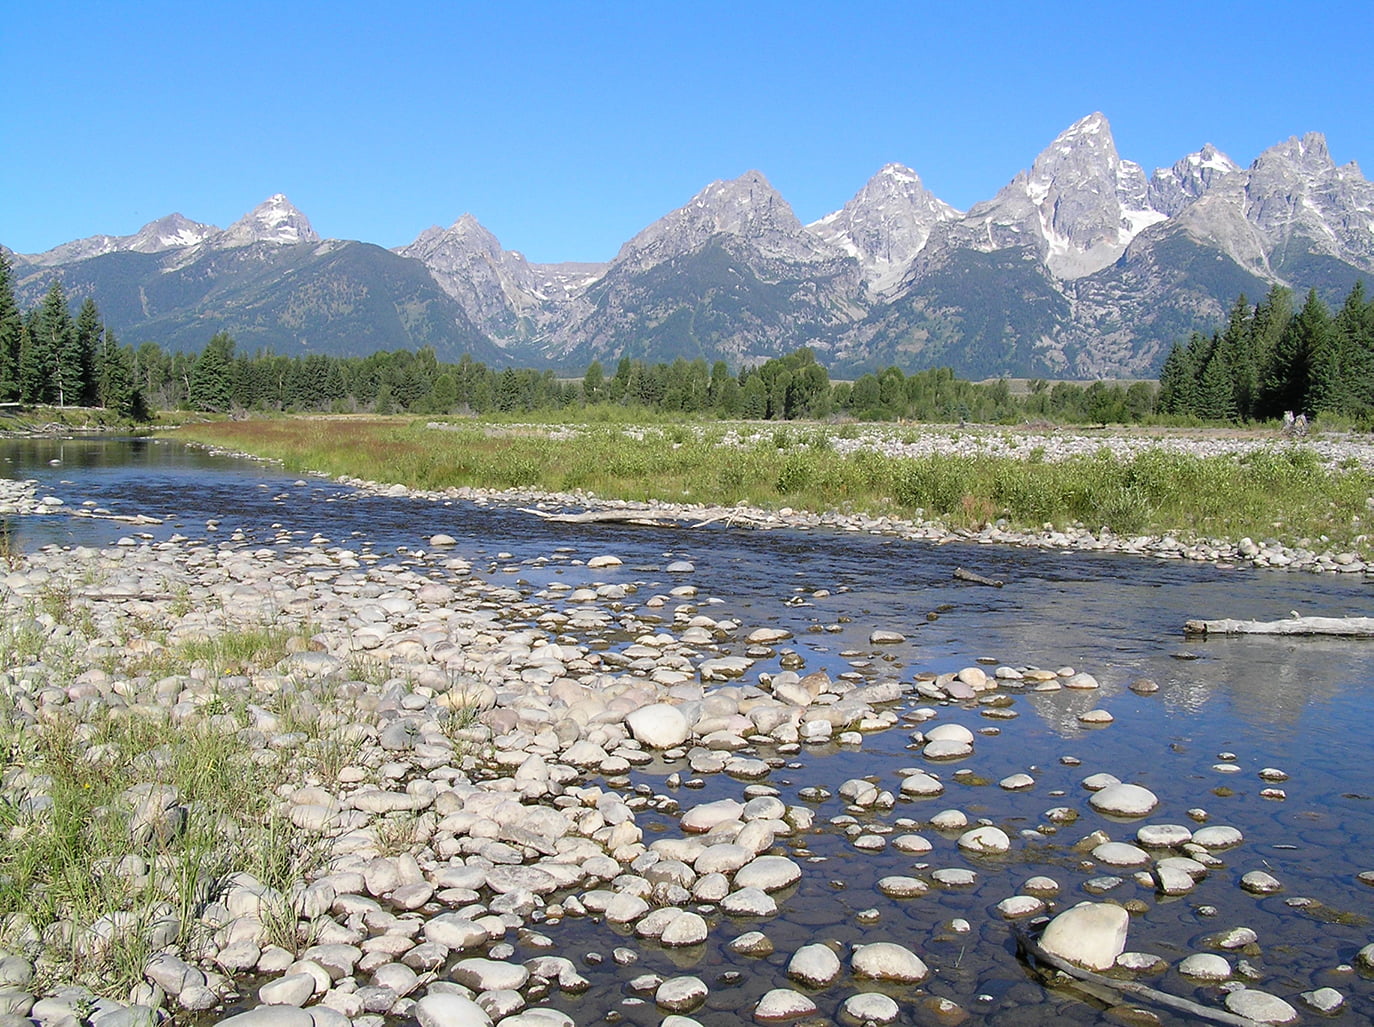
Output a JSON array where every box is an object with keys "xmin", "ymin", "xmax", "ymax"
[{"xmin": 175, "ymin": 416, "xmax": 1374, "ymax": 557}]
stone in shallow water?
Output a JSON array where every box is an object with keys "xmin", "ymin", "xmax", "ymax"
[
  {"xmin": 1135, "ymin": 823, "xmax": 1192, "ymax": 847},
  {"xmin": 753, "ymin": 988, "xmax": 816, "ymax": 1021},
  {"xmin": 1178, "ymin": 953, "xmax": 1231, "ymax": 980},
  {"xmin": 1191, "ymin": 825, "xmax": 1243, "ymax": 849},
  {"xmin": 995, "ymin": 895, "xmax": 1045, "ymax": 919},
  {"xmin": 786, "ymin": 944, "xmax": 841, "ymax": 986},
  {"xmin": 656, "ymin": 976, "xmax": 707, "ymax": 1012},
  {"xmin": 840, "ymin": 992, "xmax": 900, "ymax": 1025},
  {"xmin": 1038, "ymin": 902, "xmax": 1129, "ymax": 972},
  {"xmin": 1092, "ymin": 842, "xmax": 1150, "ymax": 867},
  {"xmin": 1300, "ymin": 987, "xmax": 1344, "ymax": 1013},
  {"xmin": 1240, "ymin": 870, "xmax": 1282, "ymax": 895},
  {"xmin": 1224, "ymin": 989, "xmax": 1297, "ymax": 1023},
  {"xmin": 734, "ymin": 856, "xmax": 802, "ymax": 892},
  {"xmin": 957, "ymin": 826, "xmax": 1010, "ymax": 855},
  {"xmin": 877, "ymin": 876, "xmax": 928, "ymax": 898},
  {"xmin": 1088, "ymin": 783, "xmax": 1158, "ymax": 818},
  {"xmin": 728, "ymin": 932, "xmax": 774, "ymax": 956},
  {"xmin": 851, "ymin": 942, "xmax": 929, "ymax": 983}
]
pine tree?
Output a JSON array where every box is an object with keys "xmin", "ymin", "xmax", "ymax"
[
  {"xmin": 1335, "ymin": 281, "xmax": 1374, "ymax": 412},
  {"xmin": 1156, "ymin": 338, "xmax": 1199, "ymax": 415},
  {"xmin": 1196, "ymin": 334, "xmax": 1238, "ymax": 421},
  {"xmin": 189, "ymin": 331, "xmax": 235, "ymax": 411},
  {"xmin": 1263, "ymin": 289, "xmax": 1333, "ymax": 417},
  {"xmin": 73, "ymin": 297, "xmax": 102, "ymax": 406},
  {"xmin": 0, "ymin": 253, "xmax": 22, "ymax": 401},
  {"xmin": 97, "ymin": 328, "xmax": 139, "ymax": 418},
  {"xmin": 28, "ymin": 281, "xmax": 73, "ymax": 404},
  {"xmin": 1216, "ymin": 294, "xmax": 1257, "ymax": 419}
]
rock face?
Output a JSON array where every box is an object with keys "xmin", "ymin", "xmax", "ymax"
[{"xmin": 1038, "ymin": 902, "xmax": 1130, "ymax": 971}]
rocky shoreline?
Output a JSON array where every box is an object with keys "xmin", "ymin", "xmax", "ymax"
[{"xmin": 1, "ymin": 441, "xmax": 1371, "ymax": 1026}]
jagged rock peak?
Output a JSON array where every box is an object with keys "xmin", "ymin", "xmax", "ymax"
[
  {"xmin": 616, "ymin": 169, "xmax": 836, "ymax": 267},
  {"xmin": 126, "ymin": 213, "xmax": 218, "ymax": 253},
  {"xmin": 213, "ymin": 194, "xmax": 318, "ymax": 248},
  {"xmin": 1147, "ymin": 143, "xmax": 1240, "ymax": 217},
  {"xmin": 809, "ymin": 162, "xmax": 959, "ymax": 291},
  {"xmin": 402, "ymin": 213, "xmax": 504, "ymax": 260}
]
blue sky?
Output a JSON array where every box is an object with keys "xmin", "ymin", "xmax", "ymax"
[{"xmin": 3, "ymin": 0, "xmax": 1371, "ymax": 263}]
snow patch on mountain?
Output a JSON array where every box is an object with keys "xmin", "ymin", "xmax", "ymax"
[{"xmin": 212, "ymin": 194, "xmax": 318, "ymax": 248}]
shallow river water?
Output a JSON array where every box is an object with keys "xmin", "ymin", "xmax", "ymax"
[{"xmin": 5, "ymin": 436, "xmax": 1373, "ymax": 1025}]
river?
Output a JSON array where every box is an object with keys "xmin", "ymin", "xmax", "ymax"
[{"xmin": 4, "ymin": 435, "xmax": 1372, "ymax": 1024}]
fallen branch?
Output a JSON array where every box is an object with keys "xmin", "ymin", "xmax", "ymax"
[
  {"xmin": 518, "ymin": 507, "xmax": 685, "ymax": 526},
  {"xmin": 1011, "ymin": 924, "xmax": 1262, "ymax": 1026},
  {"xmin": 954, "ymin": 566, "xmax": 1004, "ymax": 588},
  {"xmin": 1184, "ymin": 616, "xmax": 1374, "ymax": 637}
]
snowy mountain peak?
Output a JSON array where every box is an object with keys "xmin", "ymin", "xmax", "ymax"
[
  {"xmin": 126, "ymin": 213, "xmax": 217, "ymax": 253},
  {"xmin": 213, "ymin": 194, "xmax": 319, "ymax": 248},
  {"xmin": 616, "ymin": 169, "xmax": 834, "ymax": 268},
  {"xmin": 809, "ymin": 163, "xmax": 959, "ymax": 292},
  {"xmin": 1147, "ymin": 143, "xmax": 1240, "ymax": 217}
]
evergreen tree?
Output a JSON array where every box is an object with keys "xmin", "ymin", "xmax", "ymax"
[
  {"xmin": 189, "ymin": 331, "xmax": 235, "ymax": 411},
  {"xmin": 582, "ymin": 360, "xmax": 605, "ymax": 404},
  {"xmin": 29, "ymin": 281, "xmax": 74, "ymax": 404},
  {"xmin": 1216, "ymin": 294, "xmax": 1257, "ymax": 419},
  {"xmin": 1335, "ymin": 280, "xmax": 1374, "ymax": 412},
  {"xmin": 1195, "ymin": 334, "xmax": 1238, "ymax": 422},
  {"xmin": 1156, "ymin": 338, "xmax": 1198, "ymax": 415},
  {"xmin": 0, "ymin": 253, "xmax": 22, "ymax": 401},
  {"xmin": 73, "ymin": 297, "xmax": 102, "ymax": 406}
]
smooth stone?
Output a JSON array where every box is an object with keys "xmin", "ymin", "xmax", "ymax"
[
  {"xmin": 996, "ymin": 895, "xmax": 1046, "ymax": 919},
  {"xmin": 720, "ymin": 887, "xmax": 777, "ymax": 916},
  {"xmin": 728, "ymin": 932, "xmax": 774, "ymax": 956},
  {"xmin": 1192, "ymin": 825, "xmax": 1244, "ymax": 849},
  {"xmin": 1136, "ymin": 823, "xmax": 1193, "ymax": 847},
  {"xmin": 424, "ymin": 916, "xmax": 486, "ymax": 950},
  {"xmin": 931, "ymin": 868, "xmax": 977, "ymax": 887},
  {"xmin": 219, "ymin": 1009, "xmax": 317, "ymax": 1027},
  {"xmin": 957, "ymin": 825, "xmax": 1010, "ymax": 855},
  {"xmin": 1092, "ymin": 842, "xmax": 1150, "ymax": 867},
  {"xmin": 851, "ymin": 942, "xmax": 929, "ymax": 983},
  {"xmin": 734, "ymin": 856, "xmax": 802, "ymax": 892},
  {"xmin": 259, "ymin": 973, "xmax": 316, "ymax": 1006},
  {"xmin": 1240, "ymin": 871, "xmax": 1282, "ymax": 894},
  {"xmin": 660, "ymin": 912, "xmax": 709, "ymax": 947},
  {"xmin": 413, "ymin": 992, "xmax": 493, "ymax": 1027},
  {"xmin": 786, "ymin": 944, "xmax": 842, "ymax": 986},
  {"xmin": 625, "ymin": 704, "xmax": 691, "ymax": 749},
  {"xmin": 1088, "ymin": 783, "xmax": 1158, "ymax": 818},
  {"xmin": 1300, "ymin": 987, "xmax": 1344, "ymax": 1013},
  {"xmin": 898, "ymin": 773, "xmax": 945, "ymax": 797},
  {"xmin": 754, "ymin": 988, "xmax": 817, "ymax": 1022},
  {"xmin": 1038, "ymin": 902, "xmax": 1129, "ymax": 972},
  {"xmin": 1179, "ymin": 953, "xmax": 1231, "ymax": 980},
  {"xmin": 1000, "ymin": 773, "xmax": 1035, "ymax": 790},
  {"xmin": 839, "ymin": 992, "xmax": 899, "ymax": 1025},
  {"xmin": 451, "ymin": 958, "xmax": 529, "ymax": 992},
  {"xmin": 655, "ymin": 976, "xmax": 707, "ymax": 1013},
  {"xmin": 877, "ymin": 876, "xmax": 928, "ymax": 898}
]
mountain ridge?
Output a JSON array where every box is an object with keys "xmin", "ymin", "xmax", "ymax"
[{"xmin": 9, "ymin": 114, "xmax": 1373, "ymax": 378}]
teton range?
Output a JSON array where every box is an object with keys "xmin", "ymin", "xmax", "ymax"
[{"xmin": 7, "ymin": 113, "xmax": 1372, "ymax": 378}]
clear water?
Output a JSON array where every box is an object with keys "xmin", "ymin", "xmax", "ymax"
[{"xmin": 5, "ymin": 436, "xmax": 1372, "ymax": 1024}]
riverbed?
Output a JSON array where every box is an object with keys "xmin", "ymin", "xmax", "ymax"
[{"xmin": 2, "ymin": 435, "xmax": 1372, "ymax": 1026}]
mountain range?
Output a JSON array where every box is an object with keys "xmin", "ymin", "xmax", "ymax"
[{"xmin": 8, "ymin": 113, "xmax": 1373, "ymax": 378}]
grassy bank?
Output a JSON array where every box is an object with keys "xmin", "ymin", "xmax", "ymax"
[{"xmin": 174, "ymin": 417, "xmax": 1374, "ymax": 557}]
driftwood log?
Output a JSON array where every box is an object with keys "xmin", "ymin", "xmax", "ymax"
[
  {"xmin": 953, "ymin": 566, "xmax": 1004, "ymax": 588},
  {"xmin": 518, "ymin": 507, "xmax": 684, "ymax": 526},
  {"xmin": 1185, "ymin": 616, "xmax": 1374, "ymax": 637},
  {"xmin": 519, "ymin": 506, "xmax": 784, "ymax": 530},
  {"xmin": 1011, "ymin": 924, "xmax": 1264, "ymax": 1026}
]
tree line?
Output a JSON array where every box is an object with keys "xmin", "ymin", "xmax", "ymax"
[
  {"xmin": 5, "ymin": 256, "xmax": 1168, "ymax": 424},
  {"xmin": 1157, "ymin": 281, "xmax": 1374, "ymax": 423}
]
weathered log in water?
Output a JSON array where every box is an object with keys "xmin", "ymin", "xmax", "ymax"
[
  {"xmin": 1184, "ymin": 615, "xmax": 1374, "ymax": 637},
  {"xmin": 954, "ymin": 566, "xmax": 1004, "ymax": 587}
]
